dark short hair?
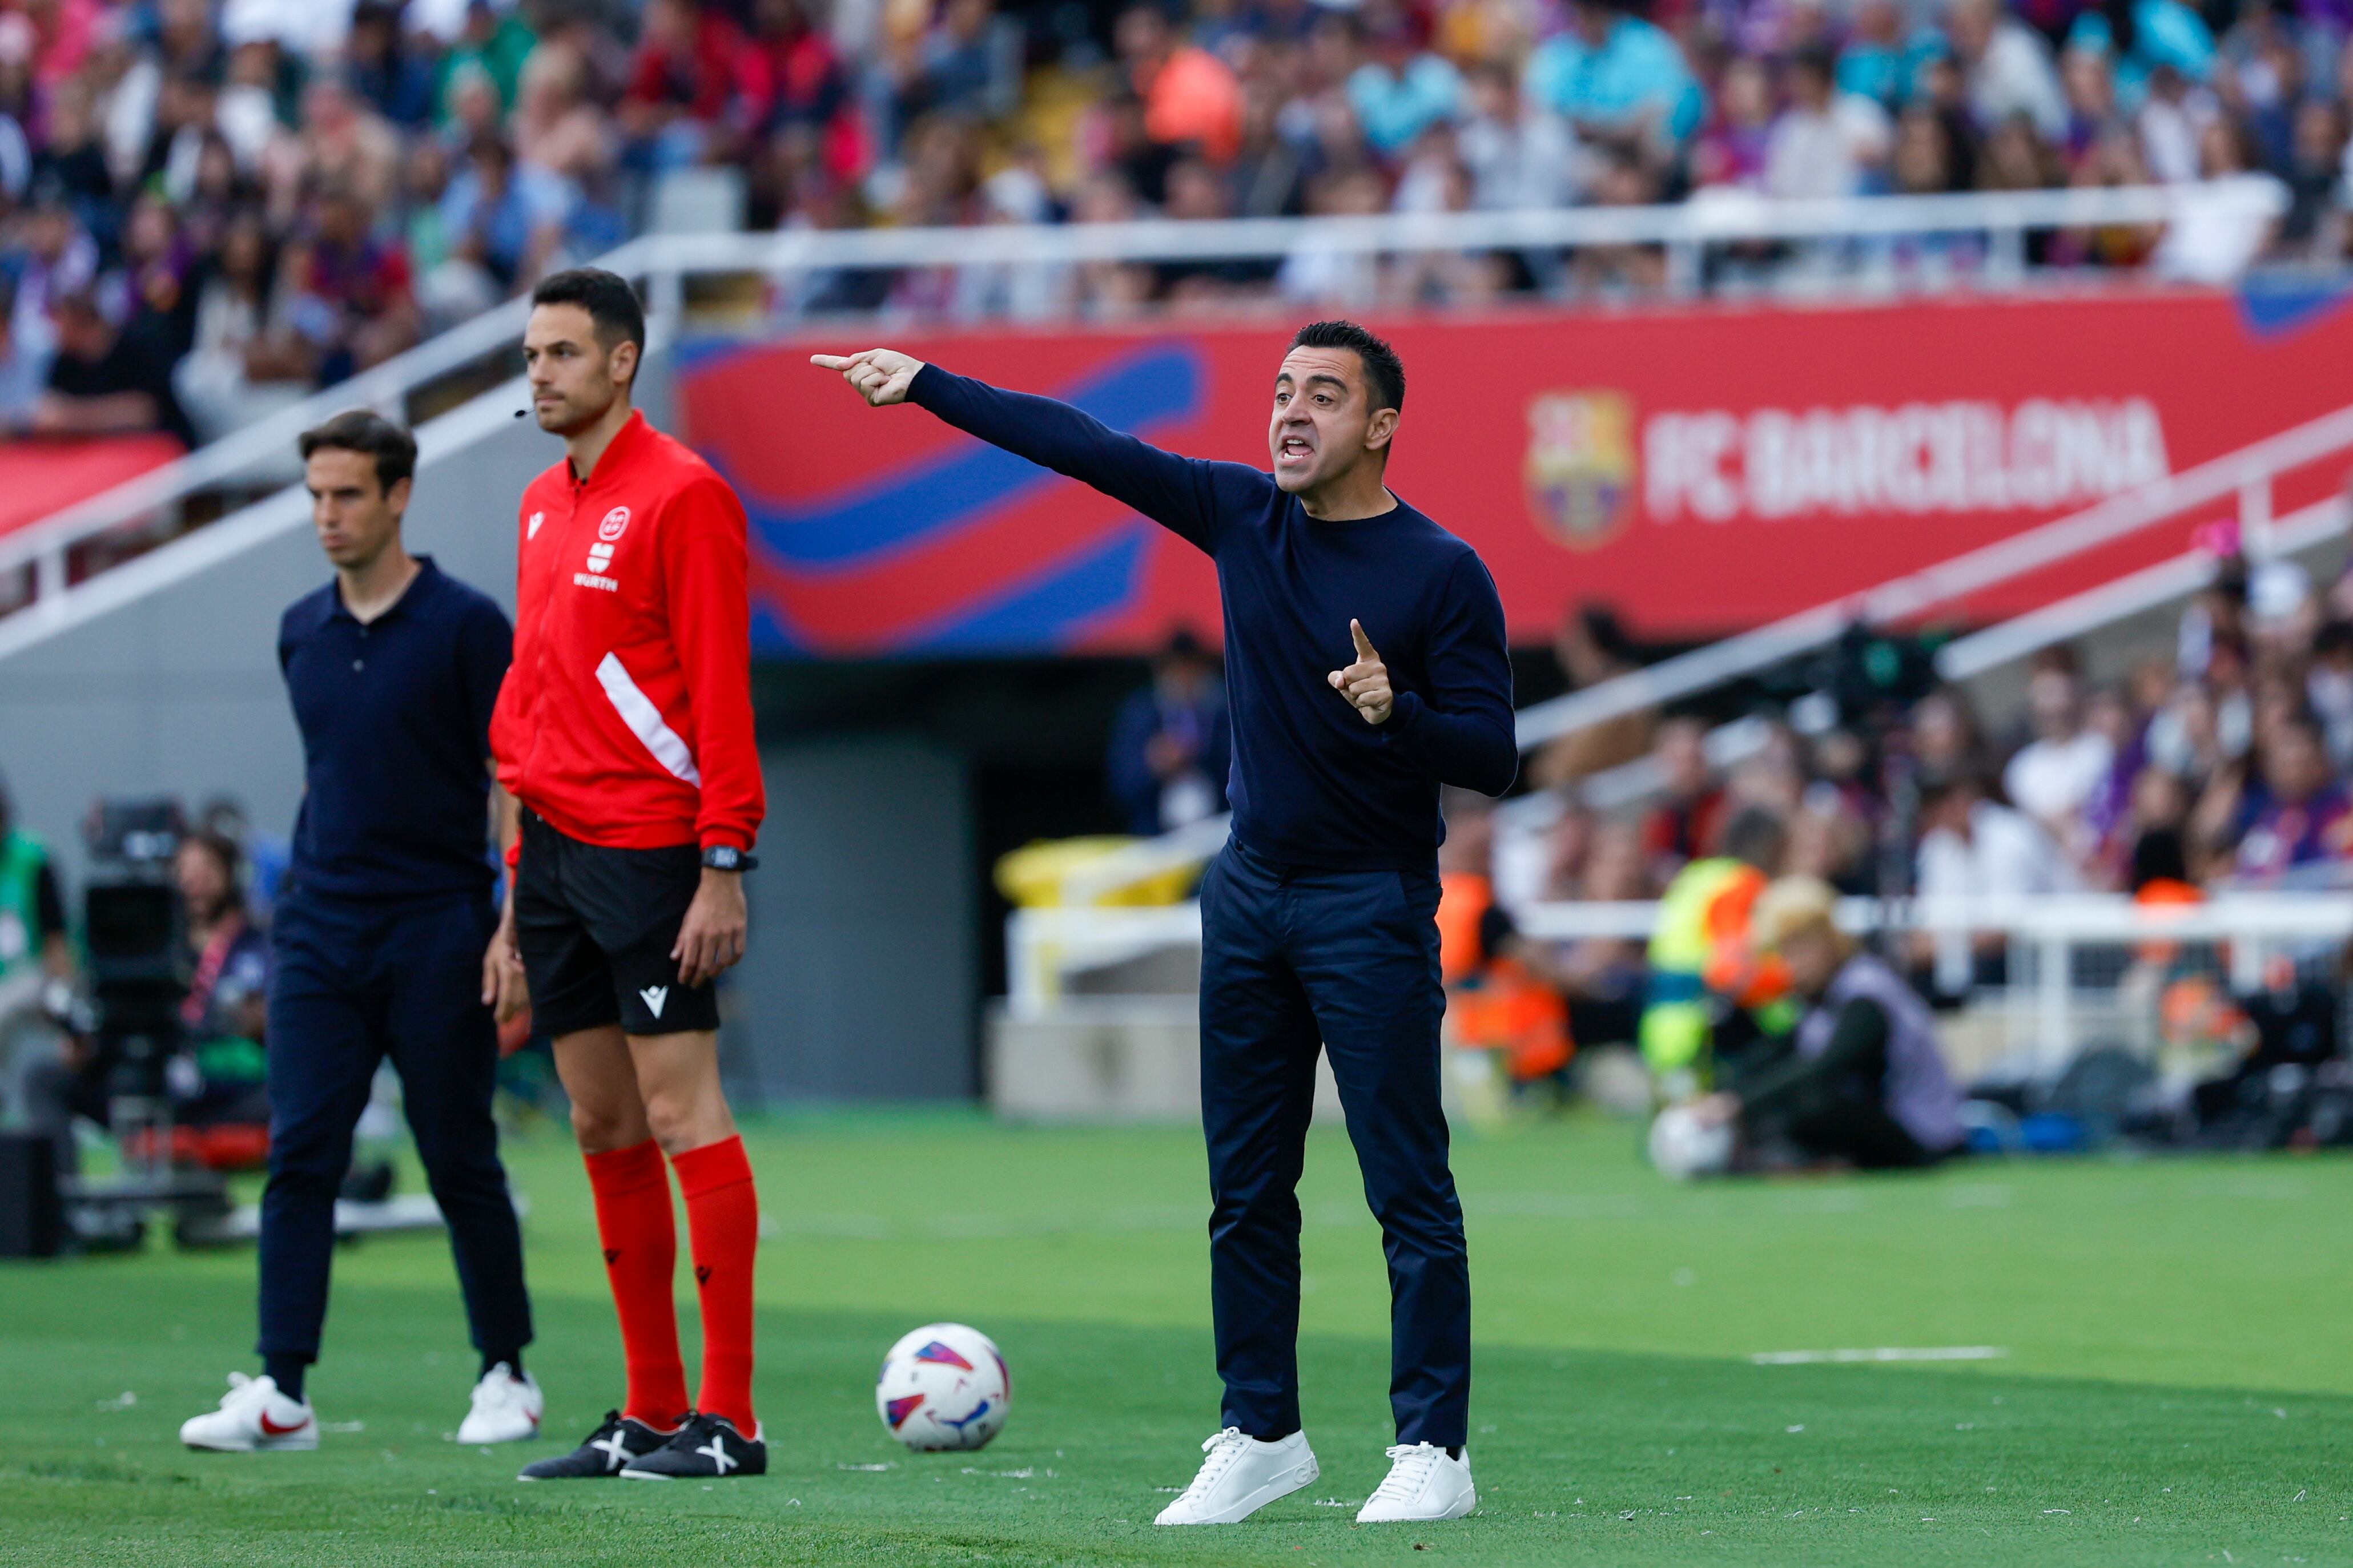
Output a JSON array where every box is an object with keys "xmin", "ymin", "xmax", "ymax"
[
  {"xmin": 467, "ymin": 132, "xmax": 516, "ymax": 171},
  {"xmin": 1289, "ymin": 319, "xmax": 1405, "ymax": 416},
  {"xmin": 2272, "ymin": 708, "xmax": 2325, "ymax": 747},
  {"xmin": 299, "ymin": 408, "xmax": 417, "ymax": 493},
  {"xmin": 1161, "ymin": 626, "xmax": 1209, "ymax": 663},
  {"xmin": 531, "ymin": 267, "xmax": 646, "ymax": 358},
  {"xmin": 1575, "ymin": 602, "xmax": 1635, "ymax": 662},
  {"xmin": 1716, "ymin": 804, "xmax": 1786, "ymax": 871},
  {"xmin": 1917, "ymin": 773, "xmax": 1990, "ymax": 817},
  {"xmin": 179, "ymin": 829, "xmax": 247, "ymax": 915},
  {"xmin": 1789, "ymin": 41, "xmax": 1837, "ymax": 79}
]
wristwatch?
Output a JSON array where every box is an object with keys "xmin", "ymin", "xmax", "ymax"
[{"xmin": 701, "ymin": 846, "xmax": 758, "ymax": 872}]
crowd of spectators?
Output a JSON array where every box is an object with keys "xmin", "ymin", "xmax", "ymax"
[
  {"xmin": 0, "ymin": 0, "xmax": 633, "ymax": 447},
  {"xmin": 1470, "ymin": 527, "xmax": 2353, "ymax": 1061},
  {"xmin": 2, "ymin": 0, "xmax": 2347, "ymax": 448}
]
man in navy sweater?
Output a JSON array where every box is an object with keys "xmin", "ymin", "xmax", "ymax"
[{"xmin": 814, "ymin": 322, "xmax": 1516, "ymax": 1526}]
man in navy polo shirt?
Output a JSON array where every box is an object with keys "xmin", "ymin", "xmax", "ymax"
[{"xmin": 179, "ymin": 410, "xmax": 540, "ymax": 1454}]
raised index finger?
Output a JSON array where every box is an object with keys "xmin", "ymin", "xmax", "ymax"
[
  {"xmin": 810, "ymin": 352, "xmax": 871, "ymax": 371},
  {"xmin": 1350, "ymin": 618, "xmax": 1377, "ymax": 661}
]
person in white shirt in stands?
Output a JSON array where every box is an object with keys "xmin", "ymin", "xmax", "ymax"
[
  {"xmin": 1458, "ymin": 61, "xmax": 1578, "ymax": 212},
  {"xmin": 2002, "ymin": 666, "xmax": 2113, "ymax": 860},
  {"xmin": 1945, "ymin": 0, "xmax": 2067, "ymax": 144},
  {"xmin": 1912, "ymin": 773, "xmax": 2077, "ymax": 1001},
  {"xmin": 1764, "ymin": 45, "xmax": 1891, "ymax": 200}
]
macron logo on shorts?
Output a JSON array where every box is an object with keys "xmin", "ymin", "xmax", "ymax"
[{"xmin": 639, "ymin": 985, "xmax": 668, "ymax": 1019}]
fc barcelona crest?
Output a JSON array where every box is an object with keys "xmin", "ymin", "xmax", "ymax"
[{"xmin": 1524, "ymin": 390, "xmax": 1637, "ymax": 551}]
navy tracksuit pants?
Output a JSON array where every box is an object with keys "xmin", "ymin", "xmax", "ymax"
[
  {"xmin": 1198, "ymin": 841, "xmax": 1470, "ymax": 1447},
  {"xmin": 257, "ymin": 892, "xmax": 532, "ymax": 1368}
]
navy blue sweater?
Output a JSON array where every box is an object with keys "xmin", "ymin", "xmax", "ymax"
[{"xmin": 910, "ymin": 364, "xmax": 1518, "ymax": 871}]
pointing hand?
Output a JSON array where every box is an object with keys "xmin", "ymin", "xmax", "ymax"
[
  {"xmin": 810, "ymin": 349, "xmax": 924, "ymax": 407},
  {"xmin": 1327, "ymin": 619, "xmax": 1394, "ymax": 726}
]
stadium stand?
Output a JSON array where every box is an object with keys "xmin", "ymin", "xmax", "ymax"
[
  {"xmin": 0, "ymin": 0, "xmax": 2340, "ymax": 453},
  {"xmin": 5, "ymin": 0, "xmax": 2353, "ymax": 1139}
]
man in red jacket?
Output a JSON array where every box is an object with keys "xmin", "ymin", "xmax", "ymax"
[{"xmin": 486, "ymin": 268, "xmax": 769, "ymax": 1483}]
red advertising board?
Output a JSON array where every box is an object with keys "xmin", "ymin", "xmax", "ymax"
[{"xmin": 675, "ymin": 287, "xmax": 2353, "ymax": 656}]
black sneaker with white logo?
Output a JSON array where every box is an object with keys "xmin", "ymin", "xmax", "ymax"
[
  {"xmin": 517, "ymin": 1410, "xmax": 676, "ymax": 1480},
  {"xmin": 619, "ymin": 1413, "xmax": 766, "ymax": 1480}
]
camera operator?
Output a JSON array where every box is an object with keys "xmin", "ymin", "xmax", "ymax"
[
  {"xmin": 1, "ymin": 771, "xmax": 79, "ymax": 1164},
  {"xmin": 0, "ymin": 771, "xmax": 74, "ymax": 989},
  {"xmin": 19, "ymin": 826, "xmax": 271, "ymax": 1172},
  {"xmin": 170, "ymin": 831, "xmax": 271, "ymax": 1128}
]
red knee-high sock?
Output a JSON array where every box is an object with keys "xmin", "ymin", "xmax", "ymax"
[
  {"xmin": 671, "ymin": 1135, "xmax": 758, "ymax": 1434},
  {"xmin": 583, "ymin": 1140, "xmax": 690, "ymax": 1429}
]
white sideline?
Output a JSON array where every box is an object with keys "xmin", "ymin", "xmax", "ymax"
[{"xmin": 1749, "ymin": 1347, "xmax": 2009, "ymax": 1365}]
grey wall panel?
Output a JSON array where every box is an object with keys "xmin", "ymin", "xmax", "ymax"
[
  {"xmin": 722, "ymin": 738, "xmax": 976, "ymax": 1103},
  {"xmin": 0, "ymin": 359, "xmax": 995, "ymax": 1111},
  {"xmin": 0, "ymin": 334, "xmax": 698, "ymax": 887},
  {"xmin": 0, "ymin": 408, "xmax": 557, "ymax": 893}
]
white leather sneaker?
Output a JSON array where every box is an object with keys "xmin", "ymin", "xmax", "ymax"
[
  {"xmin": 1153, "ymin": 1428, "xmax": 1320, "ymax": 1525},
  {"xmin": 179, "ymin": 1373, "xmax": 318, "ymax": 1452},
  {"xmin": 1356, "ymin": 1442, "xmax": 1475, "ymax": 1522},
  {"xmin": 456, "ymin": 1363, "xmax": 544, "ymax": 1444}
]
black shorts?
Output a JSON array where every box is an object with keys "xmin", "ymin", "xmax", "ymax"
[{"xmin": 514, "ymin": 813, "xmax": 719, "ymax": 1038}]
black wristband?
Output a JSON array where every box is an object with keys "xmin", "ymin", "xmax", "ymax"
[{"xmin": 701, "ymin": 846, "xmax": 757, "ymax": 872}]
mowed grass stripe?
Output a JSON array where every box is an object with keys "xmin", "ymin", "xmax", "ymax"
[
  {"xmin": 339, "ymin": 1114, "xmax": 2353, "ymax": 1392},
  {"xmin": 3, "ymin": 1288, "xmax": 2348, "ymax": 1566},
  {"xmin": 3, "ymin": 1114, "xmax": 2349, "ymax": 1564}
]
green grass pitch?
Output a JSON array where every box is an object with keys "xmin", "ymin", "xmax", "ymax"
[{"xmin": 3, "ymin": 1109, "xmax": 2349, "ymax": 1565}]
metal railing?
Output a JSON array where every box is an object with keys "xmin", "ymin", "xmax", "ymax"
[
  {"xmin": 1936, "ymin": 493, "xmax": 2351, "ymax": 682},
  {"xmin": 0, "ymin": 231, "xmax": 651, "ymax": 636},
  {"xmin": 1009, "ymin": 890, "xmax": 2353, "ymax": 1083},
  {"xmin": 0, "ymin": 181, "xmax": 2294, "ymax": 644},
  {"xmin": 640, "ymin": 180, "xmax": 2275, "ymax": 283}
]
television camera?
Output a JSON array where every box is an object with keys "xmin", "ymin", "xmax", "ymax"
[{"xmin": 57, "ymin": 798, "xmax": 241, "ymax": 1247}]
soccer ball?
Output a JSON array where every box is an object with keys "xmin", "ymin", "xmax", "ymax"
[
  {"xmin": 1648, "ymin": 1104, "xmax": 1733, "ymax": 1180},
  {"xmin": 875, "ymin": 1323, "xmax": 1011, "ymax": 1451}
]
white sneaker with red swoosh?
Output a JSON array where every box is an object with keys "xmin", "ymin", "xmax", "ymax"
[{"xmin": 179, "ymin": 1373, "xmax": 319, "ymax": 1452}]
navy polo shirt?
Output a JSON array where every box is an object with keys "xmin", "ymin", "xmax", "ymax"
[{"xmin": 278, "ymin": 557, "xmax": 513, "ymax": 904}]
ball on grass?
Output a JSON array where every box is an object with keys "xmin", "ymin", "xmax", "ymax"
[{"xmin": 876, "ymin": 1323, "xmax": 1012, "ymax": 1452}]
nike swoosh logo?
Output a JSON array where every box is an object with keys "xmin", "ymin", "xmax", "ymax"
[{"xmin": 259, "ymin": 1412, "xmax": 308, "ymax": 1436}]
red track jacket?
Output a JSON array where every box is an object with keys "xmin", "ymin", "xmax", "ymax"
[{"xmin": 492, "ymin": 409, "xmax": 765, "ymax": 853}]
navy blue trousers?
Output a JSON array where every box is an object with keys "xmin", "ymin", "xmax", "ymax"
[
  {"xmin": 1198, "ymin": 841, "xmax": 1470, "ymax": 1446},
  {"xmin": 258, "ymin": 893, "xmax": 532, "ymax": 1367}
]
